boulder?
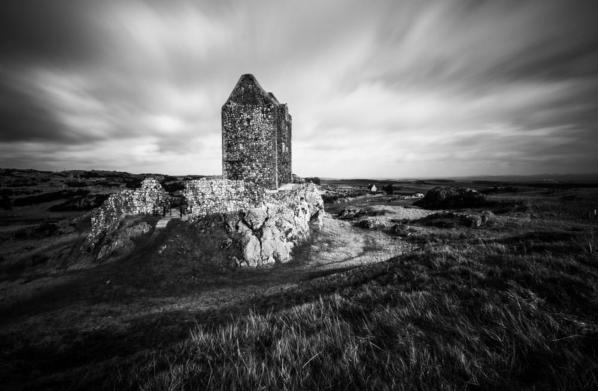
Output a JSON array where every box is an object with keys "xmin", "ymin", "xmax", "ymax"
[
  {"xmin": 244, "ymin": 207, "xmax": 267, "ymax": 230},
  {"xmin": 260, "ymin": 225, "xmax": 293, "ymax": 263},
  {"xmin": 241, "ymin": 233, "xmax": 262, "ymax": 267},
  {"xmin": 461, "ymin": 214, "xmax": 483, "ymax": 228},
  {"xmin": 390, "ymin": 224, "xmax": 417, "ymax": 237},
  {"xmin": 356, "ymin": 219, "xmax": 377, "ymax": 229},
  {"xmin": 338, "ymin": 207, "xmax": 366, "ymax": 220},
  {"xmin": 481, "ymin": 210, "xmax": 496, "ymax": 225},
  {"xmin": 415, "ymin": 186, "xmax": 487, "ymax": 209},
  {"xmin": 418, "ymin": 210, "xmax": 496, "ymax": 229}
]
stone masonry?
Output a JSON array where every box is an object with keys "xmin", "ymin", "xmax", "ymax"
[
  {"xmin": 182, "ymin": 178, "xmax": 265, "ymax": 217},
  {"xmin": 87, "ymin": 177, "xmax": 168, "ymax": 249},
  {"xmin": 222, "ymin": 74, "xmax": 292, "ymax": 189}
]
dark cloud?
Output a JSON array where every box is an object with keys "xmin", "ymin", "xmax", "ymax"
[
  {"xmin": 0, "ymin": 0, "xmax": 103, "ymax": 65},
  {"xmin": 0, "ymin": 71, "xmax": 74, "ymax": 143}
]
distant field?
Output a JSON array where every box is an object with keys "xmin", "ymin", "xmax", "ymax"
[{"xmin": 1, "ymin": 169, "xmax": 598, "ymax": 390}]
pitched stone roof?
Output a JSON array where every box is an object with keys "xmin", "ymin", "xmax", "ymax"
[{"xmin": 225, "ymin": 74, "xmax": 279, "ymax": 105}]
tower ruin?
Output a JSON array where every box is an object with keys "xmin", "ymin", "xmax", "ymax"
[{"xmin": 221, "ymin": 74, "xmax": 292, "ymax": 189}]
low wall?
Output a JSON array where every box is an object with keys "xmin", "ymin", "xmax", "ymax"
[
  {"xmin": 182, "ymin": 179, "xmax": 265, "ymax": 217},
  {"xmin": 87, "ymin": 178, "xmax": 168, "ymax": 249}
]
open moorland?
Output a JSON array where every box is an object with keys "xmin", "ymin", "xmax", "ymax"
[{"xmin": 1, "ymin": 168, "xmax": 598, "ymax": 390}]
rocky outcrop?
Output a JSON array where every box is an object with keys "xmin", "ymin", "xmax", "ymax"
[
  {"xmin": 85, "ymin": 178, "xmax": 323, "ymax": 267},
  {"xmin": 418, "ymin": 210, "xmax": 496, "ymax": 229},
  {"xmin": 183, "ymin": 180, "xmax": 324, "ymax": 267},
  {"xmin": 415, "ymin": 186, "xmax": 487, "ymax": 209},
  {"xmin": 87, "ymin": 178, "xmax": 168, "ymax": 249},
  {"xmin": 247, "ymin": 183, "xmax": 323, "ymax": 266}
]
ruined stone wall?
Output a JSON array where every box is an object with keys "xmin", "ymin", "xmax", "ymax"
[
  {"xmin": 183, "ymin": 178, "xmax": 265, "ymax": 217},
  {"xmin": 87, "ymin": 178, "xmax": 168, "ymax": 248},
  {"xmin": 276, "ymin": 104, "xmax": 292, "ymax": 185},
  {"xmin": 222, "ymin": 103, "xmax": 279, "ymax": 189}
]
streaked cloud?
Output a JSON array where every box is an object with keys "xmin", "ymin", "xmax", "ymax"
[{"xmin": 0, "ymin": 0, "xmax": 597, "ymax": 177}]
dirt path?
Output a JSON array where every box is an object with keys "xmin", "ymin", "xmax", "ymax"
[{"xmin": 301, "ymin": 215, "xmax": 409, "ymax": 270}]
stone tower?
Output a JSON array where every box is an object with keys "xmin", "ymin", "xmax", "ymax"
[{"xmin": 222, "ymin": 74, "xmax": 292, "ymax": 189}]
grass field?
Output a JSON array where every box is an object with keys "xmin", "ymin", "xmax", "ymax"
[{"xmin": 1, "ymin": 169, "xmax": 598, "ymax": 390}]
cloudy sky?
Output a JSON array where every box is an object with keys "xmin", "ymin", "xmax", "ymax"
[{"xmin": 1, "ymin": 0, "xmax": 597, "ymax": 178}]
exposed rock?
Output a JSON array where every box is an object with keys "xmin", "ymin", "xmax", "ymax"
[
  {"xmin": 241, "ymin": 233, "xmax": 262, "ymax": 267},
  {"xmin": 460, "ymin": 210, "xmax": 495, "ymax": 228},
  {"xmin": 86, "ymin": 178, "xmax": 324, "ymax": 268},
  {"xmin": 356, "ymin": 219, "xmax": 377, "ymax": 229},
  {"xmin": 418, "ymin": 210, "xmax": 496, "ymax": 229},
  {"xmin": 183, "ymin": 180, "xmax": 323, "ymax": 267},
  {"xmin": 415, "ymin": 186, "xmax": 487, "ymax": 209},
  {"xmin": 481, "ymin": 210, "xmax": 496, "ymax": 224},
  {"xmin": 338, "ymin": 207, "xmax": 366, "ymax": 220},
  {"xmin": 87, "ymin": 178, "xmax": 168, "ymax": 249},
  {"xmin": 243, "ymin": 207, "xmax": 267, "ymax": 230},
  {"xmin": 250, "ymin": 183, "xmax": 324, "ymax": 265},
  {"xmin": 260, "ymin": 225, "xmax": 286, "ymax": 264},
  {"xmin": 461, "ymin": 214, "xmax": 483, "ymax": 228},
  {"xmin": 390, "ymin": 224, "xmax": 418, "ymax": 237}
]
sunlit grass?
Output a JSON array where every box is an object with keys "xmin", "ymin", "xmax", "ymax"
[{"xmin": 100, "ymin": 234, "xmax": 598, "ymax": 391}]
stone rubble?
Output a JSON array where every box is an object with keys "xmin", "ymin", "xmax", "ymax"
[{"xmin": 87, "ymin": 178, "xmax": 168, "ymax": 249}]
